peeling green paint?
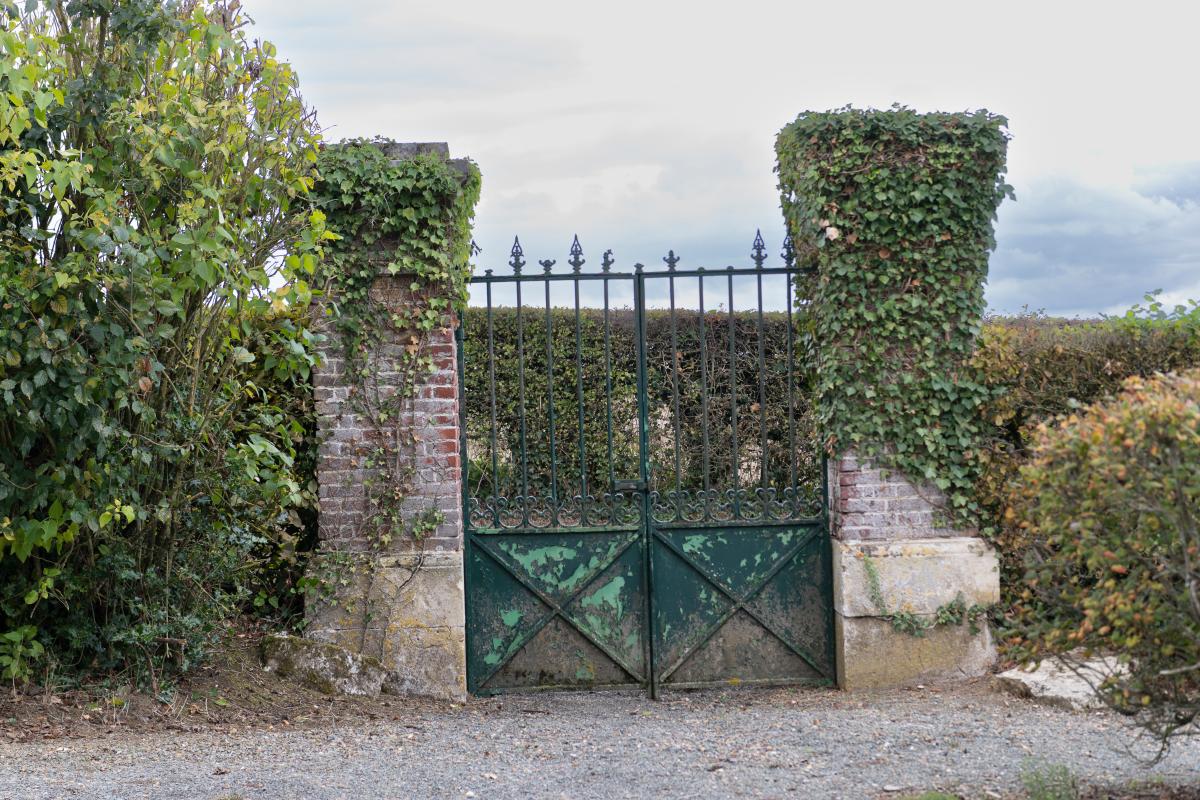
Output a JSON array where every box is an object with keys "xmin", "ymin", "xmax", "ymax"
[
  {"xmin": 497, "ymin": 537, "xmax": 629, "ymax": 595},
  {"xmin": 500, "ymin": 609, "xmax": 523, "ymax": 627},
  {"xmin": 581, "ymin": 576, "xmax": 626, "ymax": 616}
]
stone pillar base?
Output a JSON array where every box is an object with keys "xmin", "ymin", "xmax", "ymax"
[
  {"xmin": 306, "ymin": 550, "xmax": 466, "ymax": 701},
  {"xmin": 833, "ymin": 537, "xmax": 1000, "ymax": 690}
]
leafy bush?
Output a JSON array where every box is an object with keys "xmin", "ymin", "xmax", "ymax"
[
  {"xmin": 974, "ymin": 298, "xmax": 1200, "ymax": 609},
  {"xmin": 1010, "ymin": 369, "xmax": 1200, "ymax": 744},
  {"xmin": 0, "ymin": 0, "xmax": 324, "ymax": 684}
]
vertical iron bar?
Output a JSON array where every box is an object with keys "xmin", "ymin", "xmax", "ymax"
[
  {"xmin": 668, "ymin": 273, "xmax": 683, "ymax": 520},
  {"xmin": 486, "ymin": 281, "xmax": 500, "ymax": 527},
  {"xmin": 726, "ymin": 269, "xmax": 740, "ymax": 519},
  {"xmin": 544, "ymin": 274, "xmax": 558, "ymax": 525},
  {"xmin": 574, "ymin": 277, "xmax": 588, "ymax": 526},
  {"xmin": 697, "ymin": 272, "xmax": 711, "ymax": 520},
  {"xmin": 755, "ymin": 270, "xmax": 769, "ymax": 491},
  {"xmin": 603, "ymin": 279, "xmax": 615, "ymax": 504},
  {"xmin": 515, "ymin": 281, "xmax": 529, "ymax": 526},
  {"xmin": 633, "ymin": 267, "xmax": 657, "ymax": 699},
  {"xmin": 785, "ymin": 270, "xmax": 798, "ymax": 494}
]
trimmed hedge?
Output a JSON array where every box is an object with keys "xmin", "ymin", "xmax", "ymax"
[
  {"xmin": 460, "ymin": 308, "xmax": 822, "ymax": 505},
  {"xmin": 974, "ymin": 300, "xmax": 1200, "ymax": 606}
]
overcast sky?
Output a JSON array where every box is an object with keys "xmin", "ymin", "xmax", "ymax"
[{"xmin": 246, "ymin": 0, "xmax": 1200, "ymax": 317}]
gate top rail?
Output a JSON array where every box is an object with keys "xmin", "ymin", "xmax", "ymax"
[{"xmin": 467, "ymin": 230, "xmax": 809, "ymax": 283}]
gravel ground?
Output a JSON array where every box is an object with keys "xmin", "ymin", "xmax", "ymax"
[{"xmin": 1, "ymin": 679, "xmax": 1197, "ymax": 800}]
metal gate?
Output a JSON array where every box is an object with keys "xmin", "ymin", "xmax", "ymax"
[{"xmin": 457, "ymin": 232, "xmax": 834, "ymax": 697}]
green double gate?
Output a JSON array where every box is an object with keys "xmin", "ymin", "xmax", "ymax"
[{"xmin": 458, "ymin": 234, "xmax": 835, "ymax": 696}]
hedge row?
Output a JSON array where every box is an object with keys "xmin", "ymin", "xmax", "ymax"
[
  {"xmin": 973, "ymin": 299, "xmax": 1200, "ymax": 608},
  {"xmin": 459, "ymin": 308, "xmax": 822, "ymax": 506},
  {"xmin": 457, "ymin": 300, "xmax": 1200, "ymax": 534}
]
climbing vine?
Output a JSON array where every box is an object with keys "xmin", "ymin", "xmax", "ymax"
[
  {"xmin": 776, "ymin": 106, "xmax": 1011, "ymax": 523},
  {"xmin": 312, "ymin": 140, "xmax": 479, "ymax": 632},
  {"xmin": 861, "ymin": 555, "xmax": 989, "ymax": 637}
]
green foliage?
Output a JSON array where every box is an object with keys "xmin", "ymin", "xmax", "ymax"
[
  {"xmin": 1010, "ymin": 370, "xmax": 1200, "ymax": 745},
  {"xmin": 0, "ymin": 0, "xmax": 322, "ymax": 683},
  {"xmin": 1020, "ymin": 761, "xmax": 1080, "ymax": 800},
  {"xmin": 973, "ymin": 299, "xmax": 1200, "ymax": 618},
  {"xmin": 775, "ymin": 106, "xmax": 1011, "ymax": 522},
  {"xmin": 0, "ymin": 624, "xmax": 43, "ymax": 681},
  {"xmin": 239, "ymin": 306, "xmax": 322, "ymax": 621},
  {"xmin": 312, "ymin": 140, "xmax": 479, "ymax": 550}
]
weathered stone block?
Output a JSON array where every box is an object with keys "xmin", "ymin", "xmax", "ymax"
[
  {"xmin": 306, "ymin": 550, "xmax": 467, "ymax": 701},
  {"xmin": 836, "ymin": 613, "xmax": 996, "ymax": 690},
  {"xmin": 832, "ymin": 535, "xmax": 999, "ymax": 690},
  {"xmin": 995, "ymin": 655, "xmax": 1126, "ymax": 711},
  {"xmin": 833, "ymin": 537, "xmax": 999, "ymax": 618},
  {"xmin": 261, "ymin": 633, "xmax": 388, "ymax": 697}
]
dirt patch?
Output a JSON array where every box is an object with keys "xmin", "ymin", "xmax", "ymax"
[{"xmin": 0, "ymin": 625, "xmax": 447, "ymax": 744}]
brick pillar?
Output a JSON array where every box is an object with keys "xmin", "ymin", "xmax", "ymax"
[
  {"xmin": 306, "ymin": 142, "xmax": 471, "ymax": 700},
  {"xmin": 828, "ymin": 451, "xmax": 999, "ymax": 689}
]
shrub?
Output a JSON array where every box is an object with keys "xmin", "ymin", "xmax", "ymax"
[
  {"xmin": 974, "ymin": 298, "xmax": 1200, "ymax": 611},
  {"xmin": 0, "ymin": 1, "xmax": 324, "ymax": 684},
  {"xmin": 1010, "ymin": 369, "xmax": 1200, "ymax": 745}
]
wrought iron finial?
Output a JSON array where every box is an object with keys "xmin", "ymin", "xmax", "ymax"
[
  {"xmin": 781, "ymin": 234, "xmax": 795, "ymax": 268},
  {"xmin": 470, "ymin": 239, "xmax": 482, "ymax": 257},
  {"xmin": 634, "ymin": 262, "xmax": 645, "ymax": 274},
  {"xmin": 539, "ymin": 258, "xmax": 556, "ymax": 274},
  {"xmin": 484, "ymin": 268, "xmax": 494, "ymax": 277},
  {"xmin": 509, "ymin": 236, "xmax": 525, "ymax": 275},
  {"xmin": 568, "ymin": 235, "xmax": 585, "ymax": 273},
  {"xmin": 601, "ymin": 249, "xmax": 614, "ymax": 273},
  {"xmin": 751, "ymin": 229, "xmax": 767, "ymax": 269},
  {"xmin": 663, "ymin": 250, "xmax": 680, "ymax": 272}
]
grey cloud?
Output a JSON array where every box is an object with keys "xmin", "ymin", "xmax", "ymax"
[
  {"xmin": 1134, "ymin": 162, "xmax": 1200, "ymax": 206},
  {"xmin": 987, "ymin": 173, "xmax": 1200, "ymax": 316}
]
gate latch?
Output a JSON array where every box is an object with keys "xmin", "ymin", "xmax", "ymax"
[{"xmin": 612, "ymin": 479, "xmax": 646, "ymax": 493}]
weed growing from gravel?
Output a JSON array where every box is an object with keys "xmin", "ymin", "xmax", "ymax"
[{"xmin": 1022, "ymin": 761, "xmax": 1080, "ymax": 800}]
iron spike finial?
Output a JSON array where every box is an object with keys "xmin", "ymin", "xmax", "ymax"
[
  {"xmin": 470, "ymin": 239, "xmax": 482, "ymax": 257},
  {"xmin": 781, "ymin": 234, "xmax": 796, "ymax": 268},
  {"xmin": 601, "ymin": 249, "xmax": 614, "ymax": 273},
  {"xmin": 539, "ymin": 258, "xmax": 556, "ymax": 274},
  {"xmin": 634, "ymin": 262, "xmax": 645, "ymax": 274},
  {"xmin": 568, "ymin": 235, "xmax": 585, "ymax": 273},
  {"xmin": 751, "ymin": 229, "xmax": 767, "ymax": 269},
  {"xmin": 509, "ymin": 236, "xmax": 525, "ymax": 275},
  {"xmin": 663, "ymin": 250, "xmax": 680, "ymax": 272}
]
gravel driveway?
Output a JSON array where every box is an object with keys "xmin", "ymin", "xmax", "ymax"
[{"xmin": 2, "ymin": 680, "xmax": 1197, "ymax": 800}]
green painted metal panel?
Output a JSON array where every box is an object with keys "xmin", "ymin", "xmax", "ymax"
[
  {"xmin": 466, "ymin": 530, "xmax": 646, "ymax": 694},
  {"xmin": 651, "ymin": 524, "xmax": 834, "ymax": 688}
]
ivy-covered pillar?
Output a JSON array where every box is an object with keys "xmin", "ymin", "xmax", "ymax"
[
  {"xmin": 307, "ymin": 141, "xmax": 480, "ymax": 699},
  {"xmin": 776, "ymin": 109, "xmax": 1009, "ymax": 689}
]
